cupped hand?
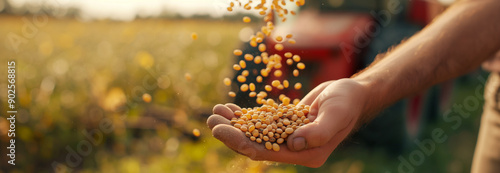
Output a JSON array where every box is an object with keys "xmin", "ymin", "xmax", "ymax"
[{"xmin": 207, "ymin": 78, "xmax": 369, "ymax": 168}]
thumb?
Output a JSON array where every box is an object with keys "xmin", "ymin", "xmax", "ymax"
[{"xmin": 287, "ymin": 97, "xmax": 354, "ymax": 151}]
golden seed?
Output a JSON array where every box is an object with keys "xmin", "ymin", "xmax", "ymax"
[
  {"xmin": 234, "ymin": 123, "xmax": 242, "ymax": 129},
  {"xmin": 283, "ymin": 80, "xmax": 289, "ymax": 88},
  {"xmin": 240, "ymin": 84, "xmax": 249, "ymax": 92},
  {"xmin": 274, "ymin": 63, "xmax": 282, "ymax": 69},
  {"xmin": 191, "ymin": 32, "xmax": 198, "ymax": 40},
  {"xmin": 233, "ymin": 64, "xmax": 241, "ymax": 71},
  {"xmin": 272, "ymin": 143, "xmax": 280, "ymax": 151},
  {"xmin": 234, "ymin": 110, "xmax": 243, "ymax": 117},
  {"xmin": 283, "ymin": 119, "xmax": 291, "ymax": 126},
  {"xmin": 224, "ymin": 78, "xmax": 231, "ymax": 86},
  {"xmin": 254, "ymin": 56, "xmax": 262, "ymax": 64},
  {"xmin": 259, "ymin": 11, "xmax": 266, "ymax": 15},
  {"xmin": 250, "ymin": 136, "xmax": 256, "ymax": 141},
  {"xmin": 276, "ymin": 128, "xmax": 283, "ymax": 134},
  {"xmin": 265, "ymin": 85, "xmax": 272, "ymax": 92},
  {"xmin": 243, "ymin": 16, "xmax": 251, "ymax": 23},
  {"xmin": 244, "ymin": 54, "xmax": 254, "ymax": 61},
  {"xmin": 275, "ymin": 36, "xmax": 283, "ymax": 42},
  {"xmin": 245, "ymin": 132, "xmax": 251, "ymax": 137},
  {"xmin": 294, "ymin": 83, "xmax": 302, "ymax": 90},
  {"xmin": 281, "ymin": 132, "xmax": 288, "ymax": 138},
  {"xmin": 304, "ymin": 118, "xmax": 310, "ymax": 124},
  {"xmin": 286, "ymin": 59, "xmax": 293, "ymax": 65},
  {"xmin": 256, "ymin": 76, "xmax": 263, "ymax": 83},
  {"xmin": 284, "ymin": 52, "xmax": 293, "ymax": 58},
  {"xmin": 286, "ymin": 34, "xmax": 293, "ymax": 38},
  {"xmin": 242, "ymin": 70, "xmax": 249, "ymax": 77},
  {"xmin": 249, "ymin": 125, "xmax": 255, "ymax": 132},
  {"xmin": 293, "ymin": 99, "xmax": 300, "ymax": 105},
  {"xmin": 282, "ymin": 97, "xmax": 291, "ymax": 105},
  {"xmin": 293, "ymin": 69, "xmax": 299, "ymax": 76},
  {"xmin": 297, "ymin": 62, "xmax": 305, "ymax": 70},
  {"xmin": 256, "ymin": 138, "xmax": 262, "ymax": 143},
  {"xmin": 227, "ymin": 7, "xmax": 233, "ymax": 11},
  {"xmin": 142, "ymin": 93, "xmax": 152, "ymax": 103},
  {"xmin": 228, "ymin": 91, "xmax": 236, "ymax": 97},
  {"xmin": 285, "ymin": 128, "xmax": 294, "ymax": 134},
  {"xmin": 277, "ymin": 84, "xmax": 284, "ymax": 90},
  {"xmin": 237, "ymin": 75, "xmax": 246, "ymax": 83},
  {"xmin": 249, "ymin": 91, "xmax": 256, "ymax": 97},
  {"xmin": 255, "ymin": 122, "xmax": 262, "ymax": 128},
  {"xmin": 275, "ymin": 43, "xmax": 284, "ymax": 51},
  {"xmin": 185, "ymin": 73, "xmax": 192, "ymax": 81},
  {"xmin": 234, "ymin": 49, "xmax": 243, "ymax": 56},
  {"xmin": 291, "ymin": 11, "xmax": 296, "ymax": 15},
  {"xmin": 273, "ymin": 70, "xmax": 282, "ymax": 77},
  {"xmin": 193, "ymin": 129, "xmax": 201, "ymax": 137},
  {"xmin": 256, "ymin": 37, "xmax": 263, "ymax": 43},
  {"xmin": 265, "ymin": 142, "xmax": 272, "ymax": 150},
  {"xmin": 240, "ymin": 125, "xmax": 248, "ymax": 132},
  {"xmin": 250, "ymin": 40, "xmax": 257, "ymax": 47},
  {"xmin": 258, "ymin": 43, "xmax": 266, "ymax": 52},
  {"xmin": 277, "ymin": 138, "xmax": 284, "ymax": 144},
  {"xmin": 293, "ymin": 55, "xmax": 301, "ymax": 62},
  {"xmin": 249, "ymin": 83, "xmax": 256, "ymax": 91},
  {"xmin": 261, "ymin": 69, "xmax": 269, "ymax": 77},
  {"xmin": 271, "ymin": 80, "xmax": 280, "ymax": 87},
  {"xmin": 239, "ymin": 60, "xmax": 247, "ymax": 69}
]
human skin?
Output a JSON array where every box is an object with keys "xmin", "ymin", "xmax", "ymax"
[{"xmin": 207, "ymin": 0, "xmax": 500, "ymax": 168}]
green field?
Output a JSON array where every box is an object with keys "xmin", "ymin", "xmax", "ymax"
[{"xmin": 0, "ymin": 14, "xmax": 484, "ymax": 173}]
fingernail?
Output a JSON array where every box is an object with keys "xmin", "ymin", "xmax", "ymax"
[{"xmin": 293, "ymin": 137, "xmax": 306, "ymax": 151}]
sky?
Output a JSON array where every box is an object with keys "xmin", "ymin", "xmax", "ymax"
[{"xmin": 6, "ymin": 0, "xmax": 261, "ymax": 21}]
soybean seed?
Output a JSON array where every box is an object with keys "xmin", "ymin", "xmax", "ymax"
[
  {"xmin": 228, "ymin": 91, "xmax": 236, "ymax": 97},
  {"xmin": 237, "ymin": 75, "xmax": 246, "ymax": 83},
  {"xmin": 244, "ymin": 54, "xmax": 254, "ymax": 61},
  {"xmin": 234, "ymin": 49, "xmax": 243, "ymax": 56},
  {"xmin": 293, "ymin": 69, "xmax": 299, "ymax": 76},
  {"xmin": 258, "ymin": 43, "xmax": 266, "ymax": 52},
  {"xmin": 293, "ymin": 55, "xmax": 301, "ymax": 62},
  {"xmin": 284, "ymin": 52, "xmax": 293, "ymax": 58},
  {"xmin": 272, "ymin": 143, "xmax": 280, "ymax": 151},
  {"xmin": 193, "ymin": 129, "xmax": 201, "ymax": 137},
  {"xmin": 275, "ymin": 43, "xmax": 284, "ymax": 51},
  {"xmin": 191, "ymin": 32, "xmax": 198, "ymax": 40},
  {"xmin": 277, "ymin": 138, "xmax": 284, "ymax": 144},
  {"xmin": 265, "ymin": 142, "xmax": 272, "ymax": 150},
  {"xmin": 240, "ymin": 84, "xmax": 249, "ymax": 92},
  {"xmin": 297, "ymin": 62, "xmax": 305, "ymax": 70},
  {"xmin": 233, "ymin": 64, "xmax": 241, "ymax": 71},
  {"xmin": 274, "ymin": 70, "xmax": 282, "ymax": 77},
  {"xmin": 256, "ymin": 76, "xmax": 263, "ymax": 83},
  {"xmin": 223, "ymin": 78, "xmax": 231, "ymax": 86},
  {"xmin": 243, "ymin": 16, "xmax": 251, "ymax": 23},
  {"xmin": 294, "ymin": 83, "xmax": 302, "ymax": 90},
  {"xmin": 239, "ymin": 60, "xmax": 247, "ymax": 69}
]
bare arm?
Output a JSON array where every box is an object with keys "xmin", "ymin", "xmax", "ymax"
[
  {"xmin": 354, "ymin": 0, "xmax": 500, "ymax": 123},
  {"xmin": 208, "ymin": 0, "xmax": 500, "ymax": 168}
]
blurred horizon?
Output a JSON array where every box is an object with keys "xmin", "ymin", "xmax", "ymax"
[{"xmin": 0, "ymin": 0, "xmax": 262, "ymax": 21}]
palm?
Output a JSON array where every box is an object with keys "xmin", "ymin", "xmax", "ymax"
[{"xmin": 207, "ymin": 79, "xmax": 367, "ymax": 168}]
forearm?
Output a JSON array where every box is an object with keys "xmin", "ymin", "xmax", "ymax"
[{"xmin": 353, "ymin": 0, "xmax": 500, "ymax": 122}]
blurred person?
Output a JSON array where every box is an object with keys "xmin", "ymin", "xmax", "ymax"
[{"xmin": 207, "ymin": 0, "xmax": 500, "ymax": 172}]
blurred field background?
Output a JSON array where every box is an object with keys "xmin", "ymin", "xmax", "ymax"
[{"xmin": 0, "ymin": 1, "xmax": 486, "ymax": 172}]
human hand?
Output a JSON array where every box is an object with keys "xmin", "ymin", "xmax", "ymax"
[{"xmin": 207, "ymin": 79, "xmax": 369, "ymax": 168}]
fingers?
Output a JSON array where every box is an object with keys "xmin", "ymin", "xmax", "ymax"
[
  {"xmin": 213, "ymin": 104, "xmax": 236, "ymax": 120},
  {"xmin": 212, "ymin": 124, "xmax": 337, "ymax": 168},
  {"xmin": 212, "ymin": 124, "xmax": 269, "ymax": 159},
  {"xmin": 288, "ymin": 97, "xmax": 355, "ymax": 151},
  {"xmin": 207, "ymin": 114, "xmax": 231, "ymax": 129},
  {"xmin": 225, "ymin": 103, "xmax": 242, "ymax": 112}
]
